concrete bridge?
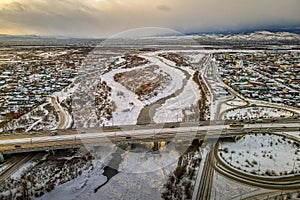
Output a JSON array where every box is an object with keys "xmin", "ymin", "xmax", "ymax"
[{"xmin": 0, "ymin": 120, "xmax": 299, "ymax": 155}]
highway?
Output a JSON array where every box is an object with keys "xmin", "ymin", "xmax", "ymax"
[
  {"xmin": 0, "ymin": 120, "xmax": 299, "ymax": 154},
  {"xmin": 194, "ymin": 149, "xmax": 215, "ymax": 200}
]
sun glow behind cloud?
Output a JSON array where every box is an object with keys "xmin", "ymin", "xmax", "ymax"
[{"xmin": 0, "ymin": 0, "xmax": 299, "ymax": 37}]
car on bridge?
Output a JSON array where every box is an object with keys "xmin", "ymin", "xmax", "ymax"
[{"xmin": 229, "ymin": 123, "xmax": 244, "ymax": 128}]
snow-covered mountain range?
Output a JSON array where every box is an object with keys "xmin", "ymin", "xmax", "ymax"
[{"xmin": 203, "ymin": 31, "xmax": 300, "ymax": 41}]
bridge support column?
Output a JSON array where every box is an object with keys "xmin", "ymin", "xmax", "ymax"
[
  {"xmin": 0, "ymin": 153, "xmax": 4, "ymax": 163},
  {"xmin": 153, "ymin": 142, "xmax": 159, "ymax": 151},
  {"xmin": 130, "ymin": 143, "xmax": 136, "ymax": 150}
]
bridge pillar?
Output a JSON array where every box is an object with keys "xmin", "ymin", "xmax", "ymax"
[
  {"xmin": 130, "ymin": 143, "xmax": 136, "ymax": 150},
  {"xmin": 153, "ymin": 142, "xmax": 159, "ymax": 151},
  {"xmin": 0, "ymin": 153, "xmax": 4, "ymax": 163}
]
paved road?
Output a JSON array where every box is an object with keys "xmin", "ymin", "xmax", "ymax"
[
  {"xmin": 194, "ymin": 149, "xmax": 215, "ymax": 200},
  {"xmin": 50, "ymin": 95, "xmax": 69, "ymax": 129},
  {"xmin": 0, "ymin": 121, "xmax": 299, "ymax": 154}
]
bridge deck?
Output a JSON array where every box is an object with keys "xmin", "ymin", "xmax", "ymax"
[{"xmin": 0, "ymin": 121, "xmax": 299, "ymax": 154}]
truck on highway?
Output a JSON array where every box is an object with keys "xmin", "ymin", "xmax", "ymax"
[{"xmin": 229, "ymin": 123, "xmax": 244, "ymax": 128}]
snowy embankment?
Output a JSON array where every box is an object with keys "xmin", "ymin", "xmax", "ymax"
[{"xmin": 11, "ymin": 161, "xmax": 36, "ymax": 179}]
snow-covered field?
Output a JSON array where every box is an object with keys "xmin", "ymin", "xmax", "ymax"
[
  {"xmin": 154, "ymin": 76, "xmax": 200, "ymax": 123},
  {"xmin": 186, "ymin": 53, "xmax": 205, "ymax": 64},
  {"xmin": 99, "ymin": 64, "xmax": 148, "ymax": 125},
  {"xmin": 218, "ymin": 134, "xmax": 300, "ymax": 176},
  {"xmin": 223, "ymin": 107, "xmax": 293, "ymax": 120},
  {"xmin": 141, "ymin": 53, "xmax": 186, "ymax": 105},
  {"xmin": 114, "ymin": 65, "xmax": 172, "ymax": 101}
]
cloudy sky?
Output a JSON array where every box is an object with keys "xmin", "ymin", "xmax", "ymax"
[{"xmin": 0, "ymin": 0, "xmax": 299, "ymax": 37}]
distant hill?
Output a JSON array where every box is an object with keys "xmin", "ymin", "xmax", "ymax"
[
  {"xmin": 0, "ymin": 30, "xmax": 299, "ymax": 47},
  {"xmin": 0, "ymin": 34, "xmax": 42, "ymax": 39},
  {"xmin": 199, "ymin": 31, "xmax": 300, "ymax": 41}
]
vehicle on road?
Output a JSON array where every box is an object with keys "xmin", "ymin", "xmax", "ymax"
[
  {"xmin": 50, "ymin": 130, "xmax": 58, "ymax": 136},
  {"xmin": 256, "ymin": 119, "xmax": 263, "ymax": 123},
  {"xmin": 229, "ymin": 123, "xmax": 244, "ymax": 128}
]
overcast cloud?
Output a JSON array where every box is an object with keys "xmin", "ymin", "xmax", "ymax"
[{"xmin": 0, "ymin": 0, "xmax": 299, "ymax": 37}]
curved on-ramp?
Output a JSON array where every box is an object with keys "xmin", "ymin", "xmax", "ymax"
[
  {"xmin": 212, "ymin": 140, "xmax": 300, "ymax": 190},
  {"xmin": 50, "ymin": 96, "xmax": 70, "ymax": 129}
]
